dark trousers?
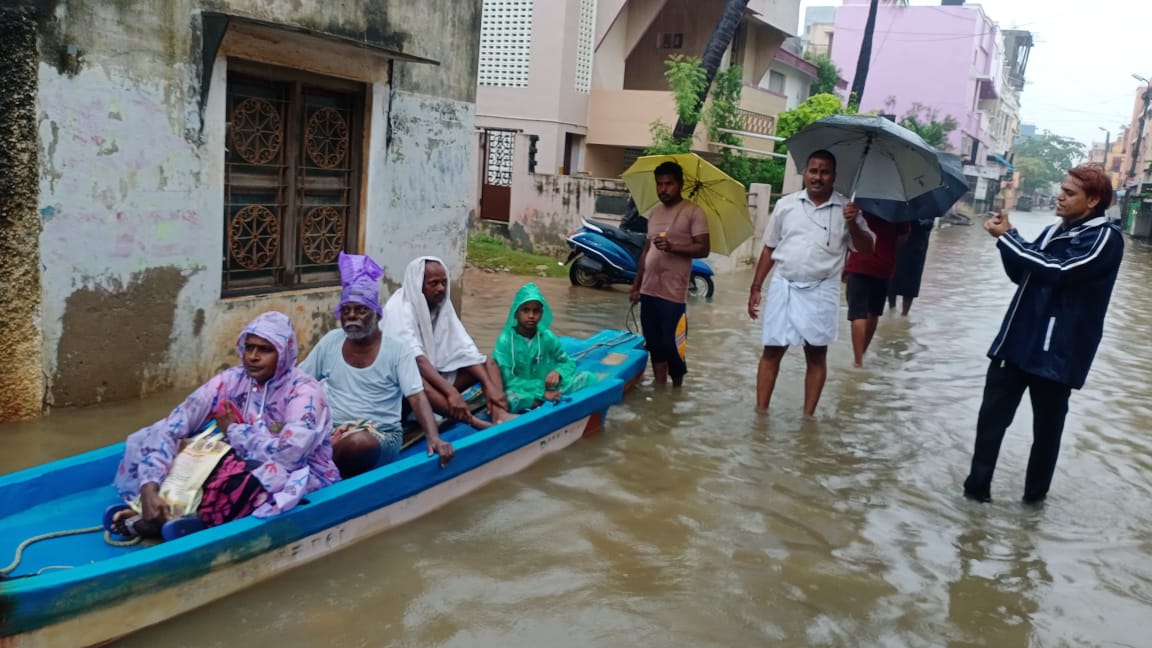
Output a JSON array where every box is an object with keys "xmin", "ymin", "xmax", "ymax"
[
  {"xmin": 639, "ymin": 294, "xmax": 687, "ymax": 379},
  {"xmin": 964, "ymin": 360, "xmax": 1072, "ymax": 502}
]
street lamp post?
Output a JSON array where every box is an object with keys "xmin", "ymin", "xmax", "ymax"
[
  {"xmin": 1098, "ymin": 126, "xmax": 1110, "ymax": 173},
  {"xmin": 1127, "ymin": 74, "xmax": 1152, "ymax": 186}
]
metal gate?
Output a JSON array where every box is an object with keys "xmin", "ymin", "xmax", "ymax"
[{"xmin": 480, "ymin": 129, "xmax": 514, "ymax": 222}]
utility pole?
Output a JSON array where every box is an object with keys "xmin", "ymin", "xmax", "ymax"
[
  {"xmin": 1127, "ymin": 76, "xmax": 1152, "ymax": 185},
  {"xmin": 1098, "ymin": 126, "xmax": 1110, "ymax": 172}
]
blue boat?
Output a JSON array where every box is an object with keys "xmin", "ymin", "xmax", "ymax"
[{"xmin": 0, "ymin": 329, "xmax": 647, "ymax": 646}]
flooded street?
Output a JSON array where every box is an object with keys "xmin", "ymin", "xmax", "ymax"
[{"xmin": 6, "ymin": 210, "xmax": 1152, "ymax": 647}]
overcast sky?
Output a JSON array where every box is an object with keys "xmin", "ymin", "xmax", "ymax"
[{"xmin": 797, "ymin": 0, "xmax": 1148, "ymax": 149}]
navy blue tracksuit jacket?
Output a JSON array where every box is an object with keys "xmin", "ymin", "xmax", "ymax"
[{"xmin": 987, "ymin": 216, "xmax": 1124, "ymax": 389}]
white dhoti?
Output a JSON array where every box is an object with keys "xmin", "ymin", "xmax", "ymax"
[{"xmin": 760, "ymin": 272, "xmax": 840, "ymax": 347}]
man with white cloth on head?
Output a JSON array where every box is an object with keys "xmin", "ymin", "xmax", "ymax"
[
  {"xmin": 383, "ymin": 256, "xmax": 512, "ymax": 429},
  {"xmin": 747, "ymin": 150, "xmax": 875, "ymax": 416}
]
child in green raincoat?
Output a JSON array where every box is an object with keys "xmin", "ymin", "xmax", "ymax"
[{"xmin": 492, "ymin": 283, "xmax": 599, "ymax": 412}]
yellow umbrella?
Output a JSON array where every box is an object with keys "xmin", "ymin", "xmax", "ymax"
[{"xmin": 620, "ymin": 153, "xmax": 752, "ymax": 256}]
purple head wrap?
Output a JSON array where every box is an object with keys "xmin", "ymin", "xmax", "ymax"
[{"xmin": 336, "ymin": 251, "xmax": 385, "ymax": 320}]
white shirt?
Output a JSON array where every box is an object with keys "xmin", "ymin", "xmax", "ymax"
[
  {"xmin": 299, "ymin": 329, "xmax": 423, "ymax": 431},
  {"xmin": 763, "ymin": 190, "xmax": 874, "ymax": 283}
]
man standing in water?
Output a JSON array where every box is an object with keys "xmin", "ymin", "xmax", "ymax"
[
  {"xmin": 963, "ymin": 164, "xmax": 1123, "ymax": 505},
  {"xmin": 630, "ymin": 161, "xmax": 710, "ymax": 387},
  {"xmin": 747, "ymin": 150, "xmax": 875, "ymax": 416}
]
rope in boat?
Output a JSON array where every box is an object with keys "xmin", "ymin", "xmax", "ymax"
[
  {"xmin": 570, "ymin": 330, "xmax": 638, "ymax": 361},
  {"xmin": 625, "ymin": 302, "xmax": 641, "ymax": 334},
  {"xmin": 1, "ymin": 526, "xmax": 141, "ymax": 579}
]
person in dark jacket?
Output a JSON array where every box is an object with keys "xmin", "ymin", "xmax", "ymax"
[{"xmin": 963, "ymin": 164, "xmax": 1123, "ymax": 505}]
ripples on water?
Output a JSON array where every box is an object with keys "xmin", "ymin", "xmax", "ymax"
[{"xmin": 7, "ymin": 211, "xmax": 1151, "ymax": 647}]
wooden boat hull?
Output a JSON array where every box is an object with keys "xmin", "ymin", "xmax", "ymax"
[{"xmin": 0, "ymin": 330, "xmax": 646, "ymax": 645}]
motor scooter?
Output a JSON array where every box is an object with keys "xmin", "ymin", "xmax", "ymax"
[{"xmin": 564, "ymin": 205, "xmax": 715, "ymax": 298}]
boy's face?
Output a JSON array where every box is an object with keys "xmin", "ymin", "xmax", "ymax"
[{"xmin": 515, "ymin": 300, "xmax": 544, "ymax": 332}]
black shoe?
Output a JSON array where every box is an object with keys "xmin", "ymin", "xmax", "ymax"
[
  {"xmin": 1021, "ymin": 495, "xmax": 1046, "ymax": 507},
  {"xmin": 963, "ymin": 490, "xmax": 991, "ymax": 503}
]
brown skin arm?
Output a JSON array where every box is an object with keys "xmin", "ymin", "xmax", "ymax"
[
  {"xmin": 406, "ymin": 390, "xmax": 454, "ymax": 467},
  {"xmin": 652, "ymin": 232, "xmax": 711, "ymax": 258},
  {"xmin": 463, "ymin": 361, "xmax": 508, "ymax": 412},
  {"xmin": 748, "ymin": 245, "xmax": 776, "ymax": 319},
  {"xmin": 138, "ymin": 482, "xmax": 170, "ymax": 525},
  {"xmin": 415, "ymin": 355, "xmax": 471, "ymax": 421},
  {"xmin": 843, "ymin": 203, "xmax": 875, "ymax": 255},
  {"xmin": 629, "ymin": 237, "xmax": 652, "ymax": 303}
]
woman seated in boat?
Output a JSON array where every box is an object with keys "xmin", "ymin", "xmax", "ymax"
[
  {"xmin": 491, "ymin": 283, "xmax": 599, "ymax": 412},
  {"xmin": 107, "ymin": 311, "xmax": 340, "ymax": 540}
]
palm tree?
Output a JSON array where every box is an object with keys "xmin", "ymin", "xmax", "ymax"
[
  {"xmin": 671, "ymin": 0, "xmax": 750, "ymax": 142},
  {"xmin": 847, "ymin": 0, "xmax": 909, "ymax": 111}
]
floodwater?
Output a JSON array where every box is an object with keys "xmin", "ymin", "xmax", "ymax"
[{"xmin": 5, "ymin": 210, "xmax": 1152, "ymax": 647}]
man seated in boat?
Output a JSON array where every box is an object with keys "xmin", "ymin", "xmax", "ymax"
[
  {"xmin": 107, "ymin": 312, "xmax": 341, "ymax": 540},
  {"xmin": 299, "ymin": 252, "xmax": 454, "ymax": 478},
  {"xmin": 382, "ymin": 256, "xmax": 513, "ymax": 429}
]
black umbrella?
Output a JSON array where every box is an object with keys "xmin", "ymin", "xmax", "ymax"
[{"xmin": 854, "ymin": 151, "xmax": 968, "ymax": 223}]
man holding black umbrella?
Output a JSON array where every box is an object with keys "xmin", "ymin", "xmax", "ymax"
[{"xmin": 748, "ymin": 150, "xmax": 875, "ymax": 416}]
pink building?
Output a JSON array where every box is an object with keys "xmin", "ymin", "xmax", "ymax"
[{"xmin": 829, "ymin": 0, "xmax": 1008, "ymax": 163}]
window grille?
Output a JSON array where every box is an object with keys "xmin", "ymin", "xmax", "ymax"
[
  {"xmin": 575, "ymin": 0, "xmax": 596, "ymax": 93},
  {"xmin": 479, "ymin": 0, "xmax": 534, "ymax": 87},
  {"xmin": 222, "ymin": 62, "xmax": 364, "ymax": 295}
]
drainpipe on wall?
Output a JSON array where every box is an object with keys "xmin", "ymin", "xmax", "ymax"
[{"xmin": 0, "ymin": 5, "xmax": 46, "ymax": 422}]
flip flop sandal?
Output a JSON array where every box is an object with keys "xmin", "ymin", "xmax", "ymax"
[
  {"xmin": 161, "ymin": 516, "xmax": 206, "ymax": 542},
  {"xmin": 102, "ymin": 503, "xmax": 138, "ymax": 539}
]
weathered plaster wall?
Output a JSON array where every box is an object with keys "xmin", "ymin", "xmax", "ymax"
[
  {"xmin": 504, "ymin": 162, "xmax": 631, "ymax": 257},
  {"xmin": 366, "ymin": 89, "xmax": 476, "ymax": 310},
  {"xmin": 0, "ymin": 6, "xmax": 45, "ymax": 421},
  {"xmin": 32, "ymin": 0, "xmax": 481, "ymax": 410}
]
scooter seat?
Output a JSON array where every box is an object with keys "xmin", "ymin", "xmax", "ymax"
[{"xmin": 587, "ymin": 219, "xmax": 646, "ymax": 251}]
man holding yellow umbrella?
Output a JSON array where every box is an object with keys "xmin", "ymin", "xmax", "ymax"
[{"xmin": 623, "ymin": 153, "xmax": 752, "ymax": 387}]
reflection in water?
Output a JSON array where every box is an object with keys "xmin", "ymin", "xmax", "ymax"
[{"xmin": 3, "ymin": 211, "xmax": 1152, "ymax": 646}]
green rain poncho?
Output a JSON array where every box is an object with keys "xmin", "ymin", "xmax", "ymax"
[{"xmin": 493, "ymin": 283, "xmax": 599, "ymax": 412}]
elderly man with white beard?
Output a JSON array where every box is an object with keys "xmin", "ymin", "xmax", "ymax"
[{"xmin": 300, "ymin": 253, "xmax": 454, "ymax": 478}]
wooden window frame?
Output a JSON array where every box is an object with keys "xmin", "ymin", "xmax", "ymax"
[{"xmin": 222, "ymin": 60, "xmax": 366, "ymax": 297}]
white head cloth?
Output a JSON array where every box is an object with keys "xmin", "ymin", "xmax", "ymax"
[{"xmin": 382, "ymin": 256, "xmax": 486, "ymax": 373}]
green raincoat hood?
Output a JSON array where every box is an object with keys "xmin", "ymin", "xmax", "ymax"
[{"xmin": 505, "ymin": 283, "xmax": 553, "ymax": 333}]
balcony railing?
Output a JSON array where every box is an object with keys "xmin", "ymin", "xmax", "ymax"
[{"xmin": 735, "ymin": 109, "xmax": 777, "ymax": 136}]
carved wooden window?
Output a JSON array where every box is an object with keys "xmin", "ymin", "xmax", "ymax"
[{"xmin": 223, "ymin": 62, "xmax": 364, "ymax": 296}]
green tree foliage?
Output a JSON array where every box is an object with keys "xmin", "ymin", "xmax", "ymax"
[
  {"xmin": 671, "ymin": 0, "xmax": 750, "ymax": 142},
  {"xmin": 648, "ymin": 60, "xmax": 857, "ymax": 193},
  {"xmin": 1013, "ymin": 130, "xmax": 1087, "ymax": 193},
  {"xmin": 750, "ymin": 93, "xmax": 857, "ymax": 191},
  {"xmin": 804, "ymin": 53, "xmax": 842, "ymax": 97},
  {"xmin": 706, "ymin": 65, "xmax": 752, "ymax": 183},
  {"xmin": 647, "ymin": 59, "xmax": 768, "ymax": 187},
  {"xmin": 647, "ymin": 55, "xmax": 707, "ymax": 155},
  {"xmin": 775, "ymin": 93, "xmax": 853, "ymax": 143},
  {"xmin": 898, "ymin": 102, "xmax": 958, "ymax": 150},
  {"xmin": 1013, "ymin": 157, "xmax": 1053, "ymax": 194}
]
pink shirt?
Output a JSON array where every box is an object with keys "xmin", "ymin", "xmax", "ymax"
[{"xmin": 639, "ymin": 200, "xmax": 709, "ymax": 303}]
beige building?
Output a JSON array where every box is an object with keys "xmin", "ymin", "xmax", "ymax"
[
  {"xmin": 1123, "ymin": 84, "xmax": 1152, "ymax": 189},
  {"xmin": 474, "ymin": 0, "xmax": 800, "ymax": 224}
]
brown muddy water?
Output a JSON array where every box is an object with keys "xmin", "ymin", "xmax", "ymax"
[{"xmin": 4, "ymin": 210, "xmax": 1151, "ymax": 647}]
